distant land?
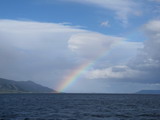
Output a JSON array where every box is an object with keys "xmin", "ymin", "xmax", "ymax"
[
  {"xmin": 0, "ymin": 78, "xmax": 57, "ymax": 93},
  {"xmin": 136, "ymin": 90, "xmax": 160, "ymax": 94}
]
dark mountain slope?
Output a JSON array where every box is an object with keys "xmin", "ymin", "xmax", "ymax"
[{"xmin": 0, "ymin": 78, "xmax": 56, "ymax": 93}]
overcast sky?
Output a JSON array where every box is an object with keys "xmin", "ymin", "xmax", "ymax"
[{"xmin": 0, "ymin": 0, "xmax": 160, "ymax": 93}]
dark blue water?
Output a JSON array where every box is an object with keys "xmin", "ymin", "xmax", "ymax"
[{"xmin": 0, "ymin": 94, "xmax": 160, "ymax": 120}]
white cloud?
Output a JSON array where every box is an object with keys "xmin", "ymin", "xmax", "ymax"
[
  {"xmin": 66, "ymin": 0, "xmax": 140, "ymax": 25},
  {"xmin": 144, "ymin": 20, "xmax": 160, "ymax": 33},
  {"xmin": 68, "ymin": 32, "xmax": 124, "ymax": 59},
  {"xmin": 86, "ymin": 65, "xmax": 144, "ymax": 80},
  {"xmin": 100, "ymin": 21, "xmax": 109, "ymax": 27}
]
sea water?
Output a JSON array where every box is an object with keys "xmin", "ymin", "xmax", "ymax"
[{"xmin": 0, "ymin": 94, "xmax": 160, "ymax": 120}]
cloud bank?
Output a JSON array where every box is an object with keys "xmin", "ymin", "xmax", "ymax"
[
  {"xmin": 1, "ymin": 19, "xmax": 157, "ymax": 92},
  {"xmin": 0, "ymin": 19, "xmax": 131, "ymax": 89}
]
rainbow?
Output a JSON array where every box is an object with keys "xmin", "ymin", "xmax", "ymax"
[
  {"xmin": 56, "ymin": 60, "xmax": 94, "ymax": 92},
  {"xmin": 56, "ymin": 47, "xmax": 110, "ymax": 92},
  {"xmin": 56, "ymin": 41, "xmax": 121, "ymax": 92},
  {"xmin": 55, "ymin": 29, "xmax": 139, "ymax": 92}
]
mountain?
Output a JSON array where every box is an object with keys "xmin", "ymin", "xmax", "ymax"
[
  {"xmin": 0, "ymin": 78, "xmax": 56, "ymax": 93},
  {"xmin": 136, "ymin": 90, "xmax": 160, "ymax": 94}
]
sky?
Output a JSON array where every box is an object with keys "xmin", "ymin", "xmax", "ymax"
[{"xmin": 0, "ymin": 0, "xmax": 160, "ymax": 93}]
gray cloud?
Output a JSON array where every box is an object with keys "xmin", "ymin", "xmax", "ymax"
[
  {"xmin": 128, "ymin": 20, "xmax": 160, "ymax": 83},
  {"xmin": 87, "ymin": 20, "xmax": 160, "ymax": 84}
]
